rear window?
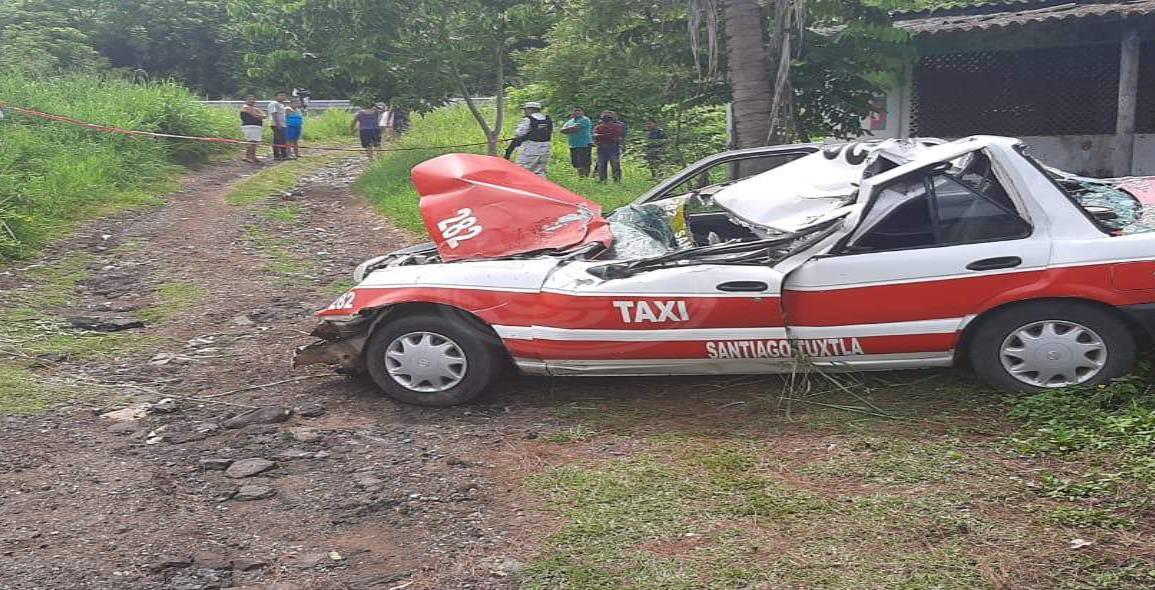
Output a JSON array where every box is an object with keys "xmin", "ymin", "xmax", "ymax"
[{"xmin": 1016, "ymin": 144, "xmax": 1155, "ymax": 235}]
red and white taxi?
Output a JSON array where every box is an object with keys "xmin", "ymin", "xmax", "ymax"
[{"xmin": 296, "ymin": 136, "xmax": 1155, "ymax": 405}]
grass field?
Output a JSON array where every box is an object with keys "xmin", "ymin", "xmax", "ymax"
[
  {"xmin": 355, "ymin": 105, "xmax": 658, "ymax": 232},
  {"xmin": 511, "ymin": 366, "xmax": 1155, "ymax": 590},
  {"xmin": 0, "ymin": 72, "xmax": 237, "ymax": 260},
  {"xmin": 0, "ymin": 72, "xmax": 355, "ymax": 262}
]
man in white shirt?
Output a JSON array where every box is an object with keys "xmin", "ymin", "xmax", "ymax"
[
  {"xmin": 510, "ymin": 101, "xmax": 552, "ymax": 176},
  {"xmin": 268, "ymin": 92, "xmax": 289, "ymax": 161}
]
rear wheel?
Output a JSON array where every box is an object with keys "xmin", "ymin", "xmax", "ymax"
[
  {"xmin": 969, "ymin": 301, "xmax": 1136, "ymax": 391},
  {"xmin": 365, "ymin": 312, "xmax": 503, "ymax": 406}
]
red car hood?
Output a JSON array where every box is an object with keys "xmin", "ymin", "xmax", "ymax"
[{"xmin": 412, "ymin": 154, "xmax": 613, "ymax": 261}]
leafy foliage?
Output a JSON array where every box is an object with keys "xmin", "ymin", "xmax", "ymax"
[
  {"xmin": 0, "ymin": 0, "xmax": 242, "ymax": 96},
  {"xmin": 0, "ymin": 71, "xmax": 232, "ymax": 259},
  {"xmin": 520, "ymin": 0, "xmax": 914, "ymax": 154},
  {"xmin": 0, "ymin": 2, "xmax": 105, "ymax": 72}
]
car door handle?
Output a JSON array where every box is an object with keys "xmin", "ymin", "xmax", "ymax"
[
  {"xmin": 966, "ymin": 256, "xmax": 1022, "ymax": 271},
  {"xmin": 716, "ymin": 281, "xmax": 769, "ymax": 292}
]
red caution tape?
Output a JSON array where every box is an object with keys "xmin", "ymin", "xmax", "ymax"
[{"xmin": 0, "ymin": 101, "xmax": 510, "ymax": 154}]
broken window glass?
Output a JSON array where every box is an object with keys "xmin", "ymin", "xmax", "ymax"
[
  {"xmin": 952, "ymin": 151, "xmax": 1015, "ymax": 211},
  {"xmin": 1048, "ymin": 168, "xmax": 1155, "ymax": 234}
]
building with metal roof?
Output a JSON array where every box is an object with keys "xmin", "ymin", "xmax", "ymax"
[{"xmin": 870, "ymin": 0, "xmax": 1155, "ymax": 175}]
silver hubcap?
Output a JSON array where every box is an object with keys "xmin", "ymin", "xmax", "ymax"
[
  {"xmin": 1000, "ymin": 320, "xmax": 1107, "ymax": 388},
  {"xmin": 384, "ymin": 331, "xmax": 467, "ymax": 393}
]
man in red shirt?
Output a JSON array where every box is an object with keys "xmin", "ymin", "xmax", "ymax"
[{"xmin": 593, "ymin": 111, "xmax": 625, "ymax": 183}]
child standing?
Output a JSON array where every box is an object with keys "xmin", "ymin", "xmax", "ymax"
[{"xmin": 285, "ymin": 100, "xmax": 304, "ymax": 159}]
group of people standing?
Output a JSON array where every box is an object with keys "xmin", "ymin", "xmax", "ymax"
[
  {"xmin": 239, "ymin": 92, "xmax": 305, "ymax": 164},
  {"xmin": 507, "ymin": 101, "xmax": 667, "ymax": 182},
  {"xmin": 240, "ymin": 95, "xmax": 412, "ymax": 163}
]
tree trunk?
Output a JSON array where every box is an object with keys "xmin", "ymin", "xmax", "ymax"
[
  {"xmin": 459, "ymin": 91, "xmax": 496, "ymax": 155},
  {"xmin": 722, "ymin": 0, "xmax": 773, "ymax": 149},
  {"xmin": 490, "ymin": 42, "xmax": 505, "ymax": 157}
]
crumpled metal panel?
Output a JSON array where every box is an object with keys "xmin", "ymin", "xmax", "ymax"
[{"xmin": 412, "ymin": 154, "xmax": 613, "ymax": 261}]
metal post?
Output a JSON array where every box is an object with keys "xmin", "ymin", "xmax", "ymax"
[
  {"xmin": 898, "ymin": 63, "xmax": 914, "ymax": 139},
  {"xmin": 1115, "ymin": 29, "xmax": 1140, "ymax": 176}
]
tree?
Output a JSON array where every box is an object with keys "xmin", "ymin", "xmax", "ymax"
[
  {"xmin": 234, "ymin": 0, "xmax": 552, "ymax": 154},
  {"xmin": 0, "ymin": 24, "xmax": 106, "ymax": 73},
  {"xmin": 716, "ymin": 0, "xmax": 773, "ymax": 148},
  {"xmin": 701, "ymin": 0, "xmax": 913, "ymax": 144},
  {"xmin": 520, "ymin": 0, "xmax": 723, "ymax": 120},
  {"xmin": 0, "ymin": 2, "xmax": 105, "ymax": 73},
  {"xmin": 229, "ymin": 0, "xmax": 401, "ymax": 98},
  {"xmin": 399, "ymin": 0, "xmax": 551, "ymax": 155},
  {"xmin": 0, "ymin": 0, "xmax": 243, "ymax": 96}
]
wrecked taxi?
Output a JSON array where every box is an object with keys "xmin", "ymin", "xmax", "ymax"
[{"xmin": 297, "ymin": 136, "xmax": 1155, "ymax": 405}]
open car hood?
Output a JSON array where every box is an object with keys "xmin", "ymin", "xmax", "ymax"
[{"xmin": 412, "ymin": 154, "xmax": 613, "ymax": 261}]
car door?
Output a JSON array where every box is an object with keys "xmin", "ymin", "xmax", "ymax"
[
  {"xmin": 781, "ymin": 151, "xmax": 1051, "ymax": 368},
  {"xmin": 500, "ymin": 260, "xmax": 791, "ymax": 376}
]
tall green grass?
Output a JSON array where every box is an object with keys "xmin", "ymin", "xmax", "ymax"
[
  {"xmin": 301, "ymin": 108, "xmax": 353, "ymax": 141},
  {"xmin": 0, "ymin": 72, "xmax": 234, "ymax": 259},
  {"xmin": 355, "ymin": 105, "xmax": 656, "ymax": 233}
]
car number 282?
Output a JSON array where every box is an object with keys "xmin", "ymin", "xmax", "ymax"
[{"xmin": 436, "ymin": 208, "xmax": 483, "ymax": 248}]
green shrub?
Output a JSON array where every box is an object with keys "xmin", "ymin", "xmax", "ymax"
[
  {"xmin": 1009, "ymin": 363, "xmax": 1155, "ymax": 502},
  {"xmin": 0, "ymin": 71, "xmax": 232, "ymax": 259},
  {"xmin": 355, "ymin": 105, "xmax": 658, "ymax": 234}
]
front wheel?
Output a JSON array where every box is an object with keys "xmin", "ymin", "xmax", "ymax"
[
  {"xmin": 969, "ymin": 301, "xmax": 1136, "ymax": 392},
  {"xmin": 365, "ymin": 312, "xmax": 503, "ymax": 406}
]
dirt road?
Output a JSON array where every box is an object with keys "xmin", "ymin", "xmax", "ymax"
[
  {"xmin": 0, "ymin": 157, "xmax": 566, "ymax": 589},
  {"xmin": 4, "ymin": 157, "xmax": 1152, "ymax": 590}
]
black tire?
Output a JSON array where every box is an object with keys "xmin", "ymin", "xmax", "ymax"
[
  {"xmin": 968, "ymin": 301, "xmax": 1136, "ymax": 392},
  {"xmin": 364, "ymin": 311, "xmax": 504, "ymax": 406}
]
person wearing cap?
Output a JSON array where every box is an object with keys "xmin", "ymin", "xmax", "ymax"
[{"xmin": 510, "ymin": 101, "xmax": 553, "ymax": 176}]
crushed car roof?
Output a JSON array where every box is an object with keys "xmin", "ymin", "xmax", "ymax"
[{"xmin": 713, "ymin": 138, "xmax": 945, "ymax": 234}]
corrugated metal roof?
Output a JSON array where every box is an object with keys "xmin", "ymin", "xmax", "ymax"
[{"xmin": 893, "ymin": 0, "xmax": 1155, "ymax": 35}]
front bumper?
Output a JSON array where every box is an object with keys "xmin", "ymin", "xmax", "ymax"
[{"xmin": 292, "ymin": 318, "xmax": 370, "ymax": 371}]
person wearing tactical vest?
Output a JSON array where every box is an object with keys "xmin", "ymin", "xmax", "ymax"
[{"xmin": 510, "ymin": 101, "xmax": 553, "ymax": 176}]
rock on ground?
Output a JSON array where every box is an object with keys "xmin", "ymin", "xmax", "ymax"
[{"xmin": 225, "ymin": 458, "xmax": 276, "ymax": 478}]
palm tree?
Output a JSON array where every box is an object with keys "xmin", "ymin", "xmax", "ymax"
[
  {"xmin": 721, "ymin": 0, "xmax": 773, "ymax": 149},
  {"xmin": 691, "ymin": 0, "xmax": 803, "ymax": 148}
]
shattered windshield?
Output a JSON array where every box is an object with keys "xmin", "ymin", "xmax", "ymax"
[
  {"xmin": 1046, "ymin": 167, "xmax": 1155, "ymax": 234},
  {"xmin": 589, "ymin": 218, "xmax": 842, "ymax": 279}
]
